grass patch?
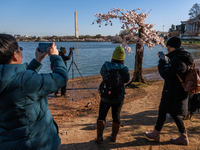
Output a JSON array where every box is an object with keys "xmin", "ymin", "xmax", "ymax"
[
  {"xmin": 126, "ymin": 82, "xmax": 149, "ymax": 89},
  {"xmin": 182, "ymin": 40, "xmax": 200, "ymax": 45}
]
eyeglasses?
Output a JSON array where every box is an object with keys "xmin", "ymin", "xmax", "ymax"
[
  {"xmin": 15, "ymin": 47, "xmax": 23, "ymax": 53},
  {"xmin": 19, "ymin": 47, "xmax": 23, "ymax": 51}
]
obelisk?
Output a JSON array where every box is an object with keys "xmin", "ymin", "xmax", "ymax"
[{"xmin": 75, "ymin": 10, "xmax": 79, "ymax": 38}]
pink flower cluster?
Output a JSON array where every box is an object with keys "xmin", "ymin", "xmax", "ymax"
[{"xmin": 93, "ymin": 7, "xmax": 165, "ymax": 52}]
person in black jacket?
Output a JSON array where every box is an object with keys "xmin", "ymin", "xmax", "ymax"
[
  {"xmin": 55, "ymin": 46, "xmax": 73, "ymax": 97},
  {"xmin": 144, "ymin": 37, "xmax": 194, "ymax": 145}
]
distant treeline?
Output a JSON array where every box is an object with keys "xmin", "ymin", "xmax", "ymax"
[{"xmin": 15, "ymin": 34, "xmax": 115, "ymax": 42}]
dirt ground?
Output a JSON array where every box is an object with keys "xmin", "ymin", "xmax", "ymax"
[{"xmin": 48, "ymin": 60, "xmax": 200, "ymax": 150}]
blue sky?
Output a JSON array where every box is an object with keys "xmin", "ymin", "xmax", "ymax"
[{"xmin": 0, "ymin": 0, "xmax": 198, "ymax": 36}]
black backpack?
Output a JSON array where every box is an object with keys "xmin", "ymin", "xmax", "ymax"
[
  {"xmin": 99, "ymin": 69, "xmax": 123, "ymax": 100},
  {"xmin": 188, "ymin": 93, "xmax": 200, "ymax": 119}
]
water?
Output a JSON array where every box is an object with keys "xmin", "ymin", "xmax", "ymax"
[{"xmin": 18, "ymin": 42, "xmax": 200, "ymax": 79}]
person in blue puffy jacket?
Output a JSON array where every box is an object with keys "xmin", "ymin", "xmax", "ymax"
[
  {"xmin": 0, "ymin": 34, "xmax": 68, "ymax": 150},
  {"xmin": 95, "ymin": 46, "xmax": 130, "ymax": 143}
]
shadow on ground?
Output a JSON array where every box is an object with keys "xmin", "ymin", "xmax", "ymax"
[{"xmin": 58, "ymin": 110, "xmax": 180, "ymax": 150}]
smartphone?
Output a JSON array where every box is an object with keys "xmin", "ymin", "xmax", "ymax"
[
  {"xmin": 38, "ymin": 43, "xmax": 52, "ymax": 52},
  {"xmin": 158, "ymin": 51, "xmax": 165, "ymax": 60}
]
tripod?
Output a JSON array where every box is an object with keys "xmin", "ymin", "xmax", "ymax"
[{"xmin": 67, "ymin": 50, "xmax": 90, "ymax": 101}]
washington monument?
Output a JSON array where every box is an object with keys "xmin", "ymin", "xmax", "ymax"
[{"xmin": 75, "ymin": 10, "xmax": 79, "ymax": 38}]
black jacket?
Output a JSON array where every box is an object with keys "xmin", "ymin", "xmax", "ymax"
[
  {"xmin": 158, "ymin": 48, "xmax": 194, "ymax": 115},
  {"xmin": 59, "ymin": 51, "xmax": 73, "ymax": 66}
]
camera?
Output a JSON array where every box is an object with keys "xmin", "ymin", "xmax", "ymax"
[{"xmin": 38, "ymin": 43, "xmax": 52, "ymax": 52}]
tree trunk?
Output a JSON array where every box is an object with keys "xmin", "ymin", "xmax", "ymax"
[
  {"xmin": 131, "ymin": 27, "xmax": 146, "ymax": 83},
  {"xmin": 132, "ymin": 43, "xmax": 145, "ymax": 83}
]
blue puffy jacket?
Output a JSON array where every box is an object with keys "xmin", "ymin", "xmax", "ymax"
[
  {"xmin": 100, "ymin": 61, "xmax": 130, "ymax": 104},
  {"xmin": 0, "ymin": 55, "xmax": 68, "ymax": 150}
]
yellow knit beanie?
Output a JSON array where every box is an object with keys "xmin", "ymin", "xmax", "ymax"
[{"xmin": 112, "ymin": 46, "xmax": 125, "ymax": 61}]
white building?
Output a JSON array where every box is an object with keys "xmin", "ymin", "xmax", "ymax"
[{"xmin": 181, "ymin": 16, "xmax": 200, "ymax": 39}]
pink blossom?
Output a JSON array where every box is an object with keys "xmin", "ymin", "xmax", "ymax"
[
  {"xmin": 126, "ymin": 47, "xmax": 132, "ymax": 52},
  {"xmin": 93, "ymin": 7, "xmax": 165, "ymax": 52}
]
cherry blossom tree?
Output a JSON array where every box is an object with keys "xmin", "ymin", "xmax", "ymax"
[{"xmin": 93, "ymin": 7, "xmax": 165, "ymax": 83}]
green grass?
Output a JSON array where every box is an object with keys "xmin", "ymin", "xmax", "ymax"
[{"xmin": 181, "ymin": 40, "xmax": 200, "ymax": 45}]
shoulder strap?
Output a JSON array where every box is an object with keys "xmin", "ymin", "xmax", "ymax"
[
  {"xmin": 184, "ymin": 62, "xmax": 195, "ymax": 69},
  {"xmin": 108, "ymin": 66, "xmax": 125, "ymax": 73},
  {"xmin": 176, "ymin": 74, "xmax": 184, "ymax": 83},
  {"xmin": 190, "ymin": 63, "xmax": 195, "ymax": 69}
]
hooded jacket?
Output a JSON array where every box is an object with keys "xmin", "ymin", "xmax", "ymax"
[
  {"xmin": 0, "ymin": 55, "xmax": 68, "ymax": 150},
  {"xmin": 158, "ymin": 48, "xmax": 194, "ymax": 115},
  {"xmin": 100, "ymin": 61, "xmax": 130, "ymax": 104}
]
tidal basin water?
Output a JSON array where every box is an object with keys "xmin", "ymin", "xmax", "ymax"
[{"xmin": 19, "ymin": 42, "xmax": 200, "ymax": 79}]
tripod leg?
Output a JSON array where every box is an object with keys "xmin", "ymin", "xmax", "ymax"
[
  {"xmin": 72, "ymin": 61, "xmax": 74, "ymax": 101},
  {"xmin": 68, "ymin": 61, "xmax": 73, "ymax": 72},
  {"xmin": 67, "ymin": 61, "xmax": 74, "ymax": 101},
  {"xmin": 73, "ymin": 62, "xmax": 90, "ymax": 92}
]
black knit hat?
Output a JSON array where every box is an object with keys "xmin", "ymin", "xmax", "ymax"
[{"xmin": 166, "ymin": 37, "xmax": 181, "ymax": 49}]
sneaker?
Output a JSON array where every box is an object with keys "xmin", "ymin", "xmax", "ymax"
[
  {"xmin": 55, "ymin": 92, "xmax": 59, "ymax": 97},
  {"xmin": 61, "ymin": 94, "xmax": 70, "ymax": 98}
]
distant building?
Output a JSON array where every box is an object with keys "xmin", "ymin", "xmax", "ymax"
[
  {"xmin": 14, "ymin": 35, "xmax": 21, "ymax": 38},
  {"xmin": 160, "ymin": 32, "xmax": 169, "ymax": 38},
  {"xmin": 180, "ymin": 17, "xmax": 200, "ymax": 39}
]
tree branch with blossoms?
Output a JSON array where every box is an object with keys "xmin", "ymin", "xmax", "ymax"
[{"xmin": 92, "ymin": 7, "xmax": 165, "ymax": 52}]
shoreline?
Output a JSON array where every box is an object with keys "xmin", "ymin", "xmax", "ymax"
[
  {"xmin": 66, "ymin": 66, "xmax": 159, "ymax": 83},
  {"xmin": 67, "ymin": 58, "xmax": 200, "ymax": 82},
  {"xmin": 18, "ymin": 40, "xmax": 200, "ymax": 48}
]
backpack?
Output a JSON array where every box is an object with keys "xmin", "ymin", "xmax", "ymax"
[
  {"xmin": 189, "ymin": 94, "xmax": 200, "ymax": 113},
  {"xmin": 99, "ymin": 69, "xmax": 123, "ymax": 100},
  {"xmin": 184, "ymin": 93, "xmax": 200, "ymax": 120},
  {"xmin": 176, "ymin": 63, "xmax": 200, "ymax": 94}
]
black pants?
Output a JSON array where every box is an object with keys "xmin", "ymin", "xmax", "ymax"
[
  {"xmin": 55, "ymin": 84, "xmax": 66, "ymax": 95},
  {"xmin": 155, "ymin": 109, "xmax": 186, "ymax": 133},
  {"xmin": 97, "ymin": 100, "xmax": 123, "ymax": 123}
]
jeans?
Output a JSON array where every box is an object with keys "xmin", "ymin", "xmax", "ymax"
[
  {"xmin": 155, "ymin": 109, "xmax": 186, "ymax": 133},
  {"xmin": 97, "ymin": 100, "xmax": 124, "ymax": 123}
]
